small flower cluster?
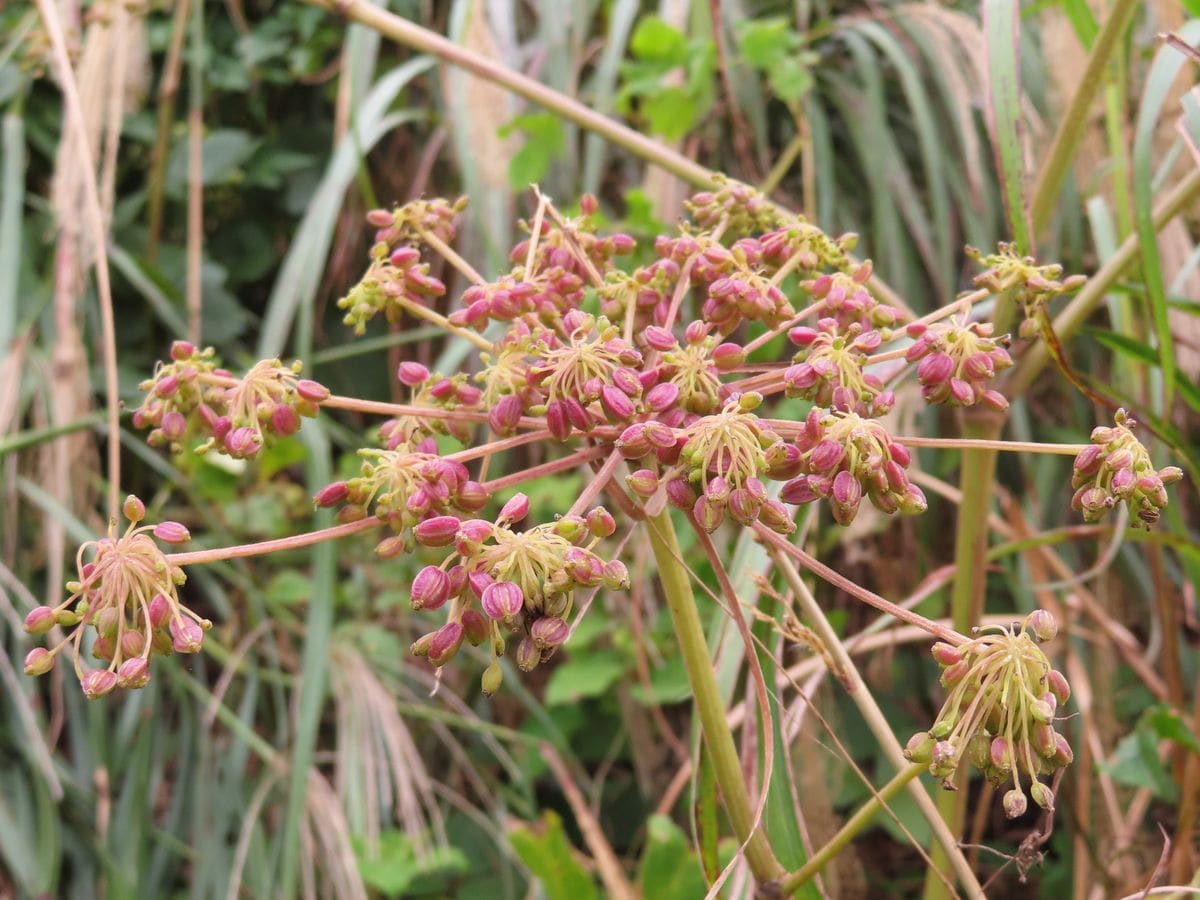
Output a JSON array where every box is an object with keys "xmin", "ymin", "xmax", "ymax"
[
  {"xmin": 339, "ymin": 244, "xmax": 448, "ymax": 334},
  {"xmin": 1071, "ymin": 409, "xmax": 1183, "ymax": 527},
  {"xmin": 685, "ymin": 175, "xmax": 785, "ymax": 236},
  {"xmin": 406, "ymin": 494, "xmax": 627, "ymax": 692},
  {"xmin": 803, "ymin": 263, "xmax": 903, "ymax": 335},
  {"xmin": 671, "ymin": 393, "xmax": 796, "ymax": 534},
  {"xmin": 904, "ymin": 319, "xmax": 1012, "ymax": 410},
  {"xmin": 381, "ymin": 364, "xmax": 483, "ymax": 448},
  {"xmin": 966, "ymin": 243, "xmax": 1087, "ymax": 337},
  {"xmin": 645, "ymin": 321, "xmax": 734, "ymax": 417},
  {"xmin": 785, "ymin": 320, "xmax": 894, "ymax": 416},
  {"xmin": 905, "ymin": 611, "xmax": 1072, "ymax": 818},
  {"xmin": 23, "ymin": 496, "xmax": 208, "ymax": 696},
  {"xmin": 315, "ymin": 452, "xmax": 489, "ymax": 555},
  {"xmin": 738, "ymin": 219, "xmax": 855, "ymax": 275},
  {"xmin": 133, "ymin": 341, "xmax": 329, "ymax": 458},
  {"xmin": 781, "ymin": 409, "xmax": 926, "ymax": 525}
]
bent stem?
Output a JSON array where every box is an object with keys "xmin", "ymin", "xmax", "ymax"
[
  {"xmin": 781, "ymin": 763, "xmax": 926, "ymax": 894},
  {"xmin": 769, "ymin": 549, "xmax": 984, "ymax": 898},
  {"xmin": 645, "ymin": 510, "xmax": 784, "ymax": 888}
]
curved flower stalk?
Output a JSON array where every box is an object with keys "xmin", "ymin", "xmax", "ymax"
[
  {"xmin": 905, "ymin": 611, "xmax": 1072, "ymax": 818},
  {"xmin": 1071, "ymin": 408, "xmax": 1183, "ymax": 527},
  {"xmin": 23, "ymin": 495, "xmax": 208, "ymax": 696}
]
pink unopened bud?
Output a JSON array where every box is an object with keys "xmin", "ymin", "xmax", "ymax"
[
  {"xmin": 314, "ymin": 481, "xmax": 349, "ymax": 508},
  {"xmin": 397, "ymin": 361, "xmax": 430, "ymax": 387},
  {"xmin": 24, "ymin": 606, "xmax": 57, "ymax": 636},
  {"xmin": 81, "ymin": 669, "xmax": 119, "ymax": 698},
  {"xmin": 499, "ymin": 493, "xmax": 530, "ymax": 524},
  {"xmin": 1046, "ymin": 669, "xmax": 1071, "ymax": 705},
  {"xmin": 531, "ymin": 615, "xmax": 569, "ymax": 650},
  {"xmin": 1027, "ymin": 609, "xmax": 1058, "ymax": 642},
  {"xmin": 24, "ymin": 647, "xmax": 54, "ymax": 676},
  {"xmin": 645, "ymin": 382, "xmax": 679, "ymax": 412},
  {"xmin": 586, "ymin": 506, "xmax": 616, "ymax": 538},
  {"xmin": 411, "ymin": 566, "xmax": 451, "ymax": 610},
  {"xmin": 627, "ymin": 469, "xmax": 660, "ymax": 498},
  {"xmin": 599, "ymin": 385, "xmax": 635, "ymax": 422},
  {"xmin": 488, "ymin": 395, "xmax": 523, "ymax": 434},
  {"xmin": 427, "ymin": 621, "xmax": 464, "ymax": 666},
  {"xmin": 930, "ymin": 642, "xmax": 962, "ymax": 667},
  {"xmin": 917, "ymin": 353, "xmax": 954, "ymax": 386},
  {"xmin": 693, "ymin": 496, "xmax": 724, "ymax": 533},
  {"xmin": 170, "ymin": 618, "xmax": 205, "ymax": 653},
  {"xmin": 271, "ymin": 404, "xmax": 300, "ymax": 436},
  {"xmin": 153, "ymin": 521, "xmax": 191, "ymax": 544},
  {"xmin": 414, "ymin": 516, "xmax": 461, "ymax": 548},
  {"xmin": 155, "ymin": 374, "xmax": 179, "ymax": 397},
  {"xmin": 481, "ymin": 581, "xmax": 524, "ymax": 620},
  {"xmin": 644, "ymin": 326, "xmax": 677, "ymax": 351},
  {"xmin": 456, "ymin": 481, "xmax": 490, "ymax": 512},
  {"xmin": 170, "ymin": 340, "xmax": 196, "ymax": 360},
  {"xmin": 712, "ymin": 342, "xmax": 745, "ymax": 371},
  {"xmin": 602, "ymin": 560, "xmax": 631, "ymax": 590},
  {"xmin": 117, "ymin": 657, "xmax": 150, "ymax": 688},
  {"xmin": 461, "ymin": 609, "xmax": 490, "ymax": 646},
  {"xmin": 294, "ymin": 379, "xmax": 330, "ymax": 403}
]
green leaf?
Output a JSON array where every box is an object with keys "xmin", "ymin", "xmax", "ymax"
[
  {"xmin": 508, "ymin": 812, "xmax": 598, "ymax": 900},
  {"xmin": 640, "ymin": 86, "xmax": 699, "ymax": 141},
  {"xmin": 499, "ymin": 112, "xmax": 566, "ymax": 189},
  {"xmin": 1145, "ymin": 704, "xmax": 1200, "ymax": 753},
  {"xmin": 630, "ymin": 654, "xmax": 691, "ymax": 705},
  {"xmin": 264, "ymin": 570, "xmax": 313, "ymax": 607},
  {"xmin": 735, "ymin": 18, "xmax": 797, "ymax": 67},
  {"xmin": 353, "ymin": 831, "xmax": 469, "ymax": 898},
  {"xmin": 543, "ymin": 651, "xmax": 627, "ymax": 705},
  {"xmin": 983, "ymin": 0, "xmax": 1031, "ymax": 252},
  {"xmin": 638, "ymin": 815, "xmax": 707, "ymax": 900},
  {"xmin": 1103, "ymin": 726, "xmax": 1176, "ymax": 799},
  {"xmin": 630, "ymin": 16, "xmax": 687, "ymax": 65},
  {"xmin": 768, "ymin": 56, "xmax": 813, "ymax": 104}
]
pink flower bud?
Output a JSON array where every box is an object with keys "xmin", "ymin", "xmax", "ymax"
[
  {"xmin": 586, "ymin": 506, "xmax": 616, "ymax": 538},
  {"xmin": 170, "ymin": 340, "xmax": 196, "ymax": 360},
  {"xmin": 1027, "ymin": 609, "xmax": 1058, "ymax": 642},
  {"xmin": 499, "ymin": 493, "xmax": 530, "ymax": 524},
  {"xmin": 546, "ymin": 401, "xmax": 571, "ymax": 440},
  {"xmin": 153, "ymin": 521, "xmax": 191, "ymax": 544},
  {"xmin": 170, "ymin": 618, "xmax": 205, "ymax": 653},
  {"xmin": 414, "ymin": 515, "xmax": 461, "ymax": 548},
  {"xmin": 665, "ymin": 477, "xmax": 697, "ymax": 509},
  {"xmin": 314, "ymin": 481, "xmax": 349, "ymax": 508},
  {"xmin": 481, "ymin": 581, "xmax": 524, "ymax": 620},
  {"xmin": 599, "ymin": 385, "xmax": 635, "ymax": 422},
  {"xmin": 626, "ymin": 469, "xmax": 660, "ymax": 498},
  {"xmin": 271, "ymin": 404, "xmax": 300, "ymax": 436},
  {"xmin": 531, "ymin": 615, "xmax": 569, "ymax": 649},
  {"xmin": 456, "ymin": 481, "xmax": 490, "ymax": 512},
  {"xmin": 1046, "ymin": 669, "xmax": 1071, "ymax": 705},
  {"xmin": 224, "ymin": 426, "xmax": 262, "ymax": 457},
  {"xmin": 397, "ymin": 361, "xmax": 430, "ymax": 387},
  {"xmin": 411, "ymin": 566, "xmax": 451, "ymax": 610},
  {"xmin": 1053, "ymin": 733, "xmax": 1074, "ymax": 766},
  {"xmin": 24, "ymin": 606, "xmax": 57, "ymax": 635},
  {"xmin": 645, "ymin": 382, "xmax": 679, "ymax": 412},
  {"xmin": 81, "ymin": 669, "xmax": 119, "ymax": 698},
  {"xmin": 562, "ymin": 397, "xmax": 591, "ymax": 430},
  {"xmin": 461, "ymin": 609, "xmax": 490, "ymax": 646},
  {"xmin": 930, "ymin": 642, "xmax": 962, "ymax": 667},
  {"xmin": 294, "ymin": 379, "xmax": 330, "ymax": 403},
  {"xmin": 693, "ymin": 496, "xmax": 724, "ymax": 533},
  {"xmin": 118, "ymin": 657, "xmax": 150, "ymax": 688},
  {"xmin": 24, "ymin": 647, "xmax": 54, "ymax": 676},
  {"xmin": 155, "ymin": 374, "xmax": 179, "ymax": 397},
  {"xmin": 917, "ymin": 353, "xmax": 954, "ymax": 386},
  {"xmin": 427, "ymin": 621, "xmax": 464, "ymax": 666},
  {"xmin": 948, "ymin": 378, "xmax": 975, "ymax": 405},
  {"xmin": 602, "ymin": 560, "xmax": 631, "ymax": 590},
  {"xmin": 488, "ymin": 395, "xmax": 523, "ymax": 434},
  {"xmin": 712, "ymin": 343, "xmax": 745, "ymax": 372},
  {"xmin": 644, "ymin": 326, "xmax": 677, "ymax": 351}
]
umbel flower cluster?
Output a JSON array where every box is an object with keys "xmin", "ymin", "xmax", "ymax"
[
  {"xmin": 23, "ymin": 495, "xmax": 208, "ymax": 694},
  {"xmin": 31, "ymin": 177, "xmax": 1183, "ymax": 767},
  {"xmin": 905, "ymin": 611, "xmax": 1072, "ymax": 819}
]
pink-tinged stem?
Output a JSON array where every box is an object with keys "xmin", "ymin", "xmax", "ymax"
[
  {"xmin": 481, "ymin": 445, "xmax": 609, "ymax": 493},
  {"xmin": 754, "ymin": 527, "xmax": 967, "ymax": 645},
  {"xmin": 763, "ymin": 420, "xmax": 1087, "ymax": 456},
  {"xmin": 165, "ymin": 517, "xmax": 381, "ymax": 566},
  {"xmin": 565, "ymin": 447, "xmax": 624, "ymax": 518},
  {"xmin": 445, "ymin": 429, "xmax": 553, "ymax": 464},
  {"xmin": 742, "ymin": 300, "xmax": 824, "ymax": 356}
]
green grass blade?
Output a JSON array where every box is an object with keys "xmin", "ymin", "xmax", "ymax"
[
  {"xmin": 983, "ymin": 0, "xmax": 1031, "ymax": 253},
  {"xmin": 0, "ymin": 110, "xmax": 25, "ymax": 351},
  {"xmin": 1132, "ymin": 23, "xmax": 1200, "ymax": 411}
]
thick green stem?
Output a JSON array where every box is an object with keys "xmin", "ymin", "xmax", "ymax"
[
  {"xmin": 1029, "ymin": 0, "xmax": 1139, "ymax": 236},
  {"xmin": 781, "ymin": 763, "xmax": 926, "ymax": 895},
  {"xmin": 645, "ymin": 510, "xmax": 784, "ymax": 888}
]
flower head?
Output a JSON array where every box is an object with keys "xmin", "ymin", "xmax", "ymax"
[
  {"xmin": 904, "ymin": 612, "xmax": 1072, "ymax": 816},
  {"xmin": 904, "ymin": 319, "xmax": 1012, "ymax": 410},
  {"xmin": 23, "ymin": 495, "xmax": 209, "ymax": 695},
  {"xmin": 802, "ymin": 263, "xmax": 903, "ymax": 335},
  {"xmin": 781, "ymin": 408, "xmax": 925, "ymax": 525},
  {"xmin": 785, "ymin": 319, "xmax": 894, "ymax": 416},
  {"xmin": 1071, "ymin": 409, "xmax": 1182, "ymax": 527}
]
